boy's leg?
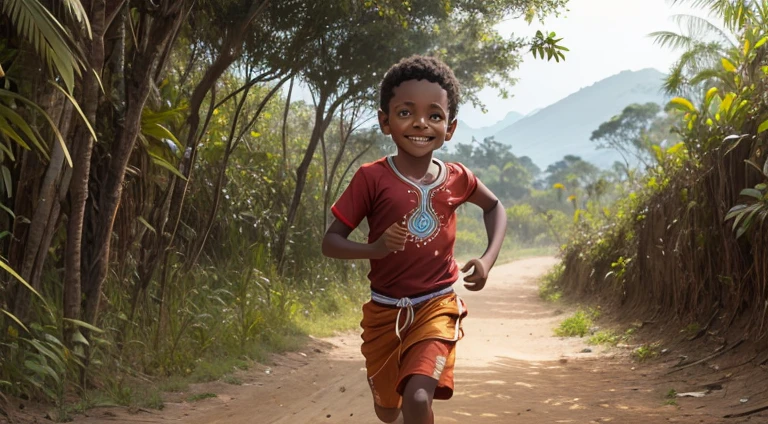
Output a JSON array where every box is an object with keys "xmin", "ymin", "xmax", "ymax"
[
  {"xmin": 374, "ymin": 405, "xmax": 403, "ymax": 423},
  {"xmin": 401, "ymin": 375, "xmax": 437, "ymax": 424}
]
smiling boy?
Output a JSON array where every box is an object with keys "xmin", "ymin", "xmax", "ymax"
[{"xmin": 322, "ymin": 55, "xmax": 506, "ymax": 424}]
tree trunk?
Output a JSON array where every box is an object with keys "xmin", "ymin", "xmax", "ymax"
[
  {"xmin": 281, "ymin": 77, "xmax": 294, "ymax": 173},
  {"xmin": 62, "ymin": 0, "xmax": 108, "ymax": 328},
  {"xmin": 81, "ymin": 4, "xmax": 185, "ymax": 326},
  {"xmin": 276, "ymin": 92, "xmax": 346, "ymax": 269},
  {"xmin": 165, "ymin": 0, "xmax": 269, "ymax": 249}
]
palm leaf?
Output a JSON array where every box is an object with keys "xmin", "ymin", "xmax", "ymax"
[
  {"xmin": 0, "ymin": 258, "xmax": 47, "ymax": 308},
  {"xmin": 2, "ymin": 0, "xmax": 84, "ymax": 93},
  {"xmin": 650, "ymin": 30, "xmax": 697, "ymax": 50},
  {"xmin": 59, "ymin": 0, "xmax": 91, "ymax": 38},
  {"xmin": 670, "ymin": 14, "xmax": 735, "ymax": 48},
  {"xmin": 0, "ymin": 89, "xmax": 71, "ymax": 167}
]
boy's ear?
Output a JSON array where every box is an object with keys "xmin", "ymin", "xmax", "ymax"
[
  {"xmin": 445, "ymin": 118, "xmax": 458, "ymax": 141},
  {"xmin": 377, "ymin": 109, "xmax": 391, "ymax": 135}
]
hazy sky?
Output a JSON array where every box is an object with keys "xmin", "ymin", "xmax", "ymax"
[{"xmin": 462, "ymin": 0, "xmax": 702, "ymax": 127}]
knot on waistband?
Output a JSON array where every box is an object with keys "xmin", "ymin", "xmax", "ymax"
[
  {"xmin": 395, "ymin": 297, "xmax": 413, "ymax": 308},
  {"xmin": 370, "ymin": 286, "xmax": 454, "ymax": 342}
]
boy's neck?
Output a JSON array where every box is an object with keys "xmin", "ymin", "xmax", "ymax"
[{"xmin": 392, "ymin": 152, "xmax": 439, "ymax": 184}]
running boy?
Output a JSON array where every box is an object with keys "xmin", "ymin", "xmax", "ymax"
[{"xmin": 322, "ymin": 55, "xmax": 506, "ymax": 424}]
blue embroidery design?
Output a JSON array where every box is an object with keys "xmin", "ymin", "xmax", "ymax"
[{"xmin": 387, "ymin": 156, "xmax": 446, "ymax": 245}]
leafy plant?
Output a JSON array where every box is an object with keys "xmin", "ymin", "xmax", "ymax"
[
  {"xmin": 539, "ymin": 263, "xmax": 564, "ymax": 302},
  {"xmin": 588, "ymin": 330, "xmax": 621, "ymax": 346},
  {"xmin": 632, "ymin": 343, "xmax": 661, "ymax": 362},
  {"xmin": 725, "ymin": 159, "xmax": 768, "ymax": 238},
  {"xmin": 554, "ymin": 309, "xmax": 595, "ymax": 337},
  {"xmin": 187, "ymin": 392, "xmax": 217, "ymax": 402}
]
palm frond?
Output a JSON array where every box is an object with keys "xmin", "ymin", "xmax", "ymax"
[
  {"xmin": 59, "ymin": 0, "xmax": 92, "ymax": 38},
  {"xmin": 650, "ymin": 30, "xmax": 697, "ymax": 50},
  {"xmin": 688, "ymin": 68, "xmax": 726, "ymax": 86},
  {"xmin": 668, "ymin": 0, "xmax": 719, "ymax": 7},
  {"xmin": 2, "ymin": 0, "xmax": 84, "ymax": 93},
  {"xmin": 663, "ymin": 61, "xmax": 687, "ymax": 95},
  {"xmin": 671, "ymin": 14, "xmax": 736, "ymax": 48},
  {"xmin": 668, "ymin": 0, "xmax": 754, "ymax": 31}
]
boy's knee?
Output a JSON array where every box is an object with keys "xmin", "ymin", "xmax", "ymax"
[
  {"xmin": 374, "ymin": 404, "xmax": 401, "ymax": 423},
  {"xmin": 407, "ymin": 387, "xmax": 430, "ymax": 407}
]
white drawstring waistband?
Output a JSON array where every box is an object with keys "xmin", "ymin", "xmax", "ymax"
[{"xmin": 371, "ymin": 286, "xmax": 454, "ymax": 340}]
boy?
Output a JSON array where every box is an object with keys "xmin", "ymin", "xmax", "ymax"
[{"xmin": 321, "ymin": 55, "xmax": 506, "ymax": 424}]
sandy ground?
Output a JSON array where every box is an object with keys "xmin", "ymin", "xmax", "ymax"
[{"xmin": 9, "ymin": 256, "xmax": 768, "ymax": 423}]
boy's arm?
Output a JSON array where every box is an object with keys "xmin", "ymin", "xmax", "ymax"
[
  {"xmin": 322, "ymin": 219, "xmax": 408, "ymax": 260},
  {"xmin": 461, "ymin": 179, "xmax": 506, "ymax": 291}
]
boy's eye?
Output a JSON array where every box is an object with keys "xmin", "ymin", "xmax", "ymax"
[
  {"xmin": 430, "ymin": 114, "xmax": 444, "ymax": 121},
  {"xmin": 397, "ymin": 110, "xmax": 411, "ymax": 117}
]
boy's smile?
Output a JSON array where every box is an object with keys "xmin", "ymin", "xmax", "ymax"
[{"xmin": 379, "ymin": 79, "xmax": 457, "ymax": 159}]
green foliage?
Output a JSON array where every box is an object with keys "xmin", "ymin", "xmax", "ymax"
[
  {"xmin": 725, "ymin": 160, "xmax": 768, "ymax": 239},
  {"xmin": 539, "ymin": 263, "xmax": 564, "ymax": 302},
  {"xmin": 664, "ymin": 388, "xmax": 678, "ymax": 405},
  {"xmin": 222, "ymin": 375, "xmax": 242, "ymax": 385},
  {"xmin": 632, "ymin": 343, "xmax": 661, "ymax": 362},
  {"xmin": 587, "ymin": 330, "xmax": 620, "ymax": 346},
  {"xmin": 187, "ymin": 392, "xmax": 217, "ymax": 402},
  {"xmin": 590, "ymin": 102, "xmax": 681, "ymax": 171},
  {"xmin": 0, "ymin": 0, "xmax": 574, "ymax": 413},
  {"xmin": 437, "ymin": 137, "xmax": 537, "ymax": 203},
  {"xmin": 682, "ymin": 323, "xmax": 701, "ymax": 338},
  {"xmin": 545, "ymin": 155, "xmax": 600, "ymax": 190},
  {"xmin": 554, "ymin": 308, "xmax": 599, "ymax": 337},
  {"xmin": 1, "ymin": 0, "xmax": 88, "ymax": 93},
  {"xmin": 158, "ymin": 377, "xmax": 189, "ymax": 393}
]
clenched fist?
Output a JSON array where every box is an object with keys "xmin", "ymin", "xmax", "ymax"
[
  {"xmin": 372, "ymin": 222, "xmax": 408, "ymax": 258},
  {"xmin": 461, "ymin": 258, "xmax": 489, "ymax": 291}
]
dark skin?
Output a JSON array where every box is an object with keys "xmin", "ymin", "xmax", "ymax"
[{"xmin": 322, "ymin": 79, "xmax": 507, "ymax": 424}]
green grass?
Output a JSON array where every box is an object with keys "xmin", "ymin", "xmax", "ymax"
[
  {"xmin": 295, "ymin": 296, "xmax": 362, "ymax": 338},
  {"xmin": 664, "ymin": 389, "xmax": 678, "ymax": 406},
  {"xmin": 588, "ymin": 330, "xmax": 621, "ymax": 346},
  {"xmin": 554, "ymin": 307, "xmax": 600, "ymax": 337},
  {"xmin": 137, "ymin": 389, "xmax": 164, "ymax": 410},
  {"xmin": 158, "ymin": 376, "xmax": 189, "ymax": 393},
  {"xmin": 632, "ymin": 343, "xmax": 661, "ymax": 362},
  {"xmin": 588, "ymin": 326, "xmax": 637, "ymax": 347},
  {"xmin": 682, "ymin": 323, "xmax": 700, "ymax": 338},
  {"xmin": 189, "ymin": 358, "xmax": 251, "ymax": 383},
  {"xmin": 222, "ymin": 375, "xmax": 242, "ymax": 385},
  {"xmin": 187, "ymin": 392, "xmax": 217, "ymax": 402},
  {"xmin": 539, "ymin": 263, "xmax": 564, "ymax": 302}
]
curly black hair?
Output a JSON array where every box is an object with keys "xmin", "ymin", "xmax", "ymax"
[{"xmin": 379, "ymin": 55, "xmax": 461, "ymax": 121}]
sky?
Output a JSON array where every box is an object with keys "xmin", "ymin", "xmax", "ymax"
[{"xmin": 461, "ymin": 0, "xmax": 703, "ymax": 127}]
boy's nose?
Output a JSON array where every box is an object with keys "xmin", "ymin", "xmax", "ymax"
[{"xmin": 412, "ymin": 116, "xmax": 427, "ymax": 128}]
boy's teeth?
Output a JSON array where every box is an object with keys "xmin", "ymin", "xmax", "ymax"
[{"xmin": 409, "ymin": 137, "xmax": 429, "ymax": 142}]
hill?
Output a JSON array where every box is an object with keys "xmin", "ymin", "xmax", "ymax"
[
  {"xmin": 491, "ymin": 68, "xmax": 668, "ymax": 169},
  {"xmin": 452, "ymin": 111, "xmax": 524, "ymax": 145}
]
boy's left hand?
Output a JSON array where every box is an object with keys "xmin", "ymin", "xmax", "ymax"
[{"xmin": 461, "ymin": 258, "xmax": 488, "ymax": 291}]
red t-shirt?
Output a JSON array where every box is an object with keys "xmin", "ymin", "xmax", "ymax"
[{"xmin": 331, "ymin": 156, "xmax": 478, "ymax": 298}]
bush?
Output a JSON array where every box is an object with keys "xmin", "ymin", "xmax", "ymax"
[
  {"xmin": 539, "ymin": 263, "xmax": 564, "ymax": 302},
  {"xmin": 554, "ymin": 309, "xmax": 596, "ymax": 337}
]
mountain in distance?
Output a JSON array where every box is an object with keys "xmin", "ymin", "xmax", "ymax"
[
  {"xmin": 490, "ymin": 68, "xmax": 669, "ymax": 169},
  {"xmin": 451, "ymin": 111, "xmax": 524, "ymax": 145}
]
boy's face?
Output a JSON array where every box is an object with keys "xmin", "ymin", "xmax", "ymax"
[{"xmin": 378, "ymin": 79, "xmax": 457, "ymax": 159}]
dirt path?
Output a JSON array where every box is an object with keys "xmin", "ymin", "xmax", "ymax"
[{"xmin": 71, "ymin": 257, "xmax": 764, "ymax": 423}]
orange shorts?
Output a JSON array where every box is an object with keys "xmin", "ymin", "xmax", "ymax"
[{"xmin": 360, "ymin": 293, "xmax": 466, "ymax": 409}]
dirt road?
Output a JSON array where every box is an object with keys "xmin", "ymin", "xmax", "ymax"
[{"xmin": 74, "ymin": 257, "xmax": 764, "ymax": 423}]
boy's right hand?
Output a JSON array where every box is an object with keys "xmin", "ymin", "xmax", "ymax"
[{"xmin": 373, "ymin": 222, "xmax": 408, "ymax": 258}]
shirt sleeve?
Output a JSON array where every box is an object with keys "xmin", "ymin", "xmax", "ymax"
[
  {"xmin": 451, "ymin": 162, "xmax": 478, "ymax": 206},
  {"xmin": 331, "ymin": 167, "xmax": 372, "ymax": 230}
]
